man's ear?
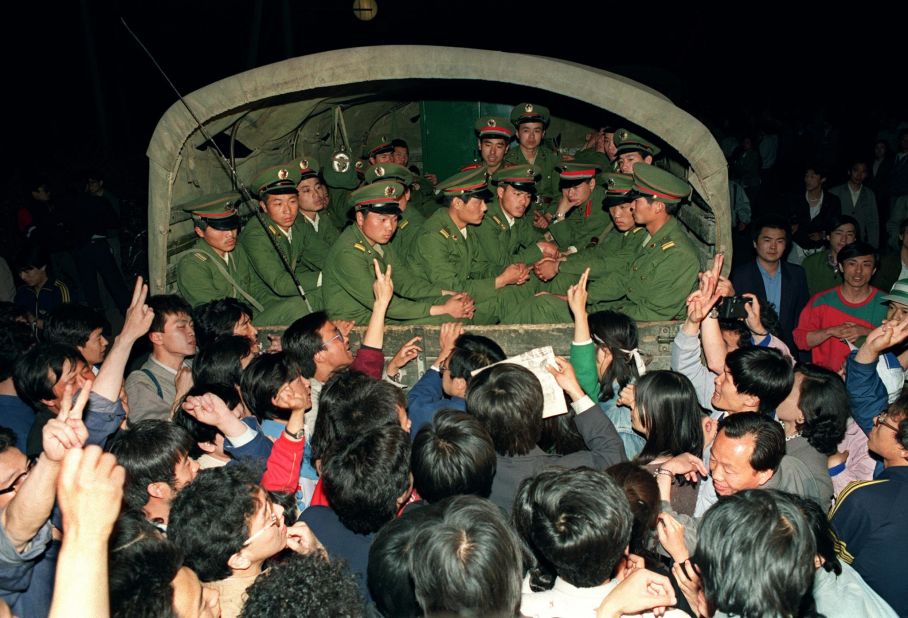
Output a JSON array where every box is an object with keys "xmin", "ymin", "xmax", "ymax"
[
  {"xmin": 149, "ymin": 331, "xmax": 164, "ymax": 346},
  {"xmin": 589, "ymin": 178, "xmax": 597, "ymax": 191},
  {"xmin": 194, "ymin": 226, "xmax": 205, "ymax": 239},
  {"xmin": 756, "ymin": 468, "xmax": 774, "ymax": 487},
  {"xmin": 451, "ymin": 376, "xmax": 468, "ymax": 396},
  {"xmin": 227, "ymin": 551, "xmax": 251, "ymax": 571},
  {"xmin": 742, "ymin": 393, "xmax": 760, "ymax": 410},
  {"xmin": 197, "ymin": 441, "xmax": 216, "ymax": 454},
  {"xmin": 147, "ymin": 481, "xmax": 170, "ymax": 500}
]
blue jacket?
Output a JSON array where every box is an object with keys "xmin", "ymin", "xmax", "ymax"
[{"xmin": 406, "ymin": 369, "xmax": 466, "ymax": 437}]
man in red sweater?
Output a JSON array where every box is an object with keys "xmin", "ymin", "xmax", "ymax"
[{"xmin": 793, "ymin": 241, "xmax": 888, "ymax": 371}]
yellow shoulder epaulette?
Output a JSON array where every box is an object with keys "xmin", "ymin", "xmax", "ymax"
[
  {"xmin": 439, "ymin": 228, "xmax": 450, "ymax": 239},
  {"xmin": 267, "ymin": 224, "xmax": 278, "ymax": 236},
  {"xmin": 630, "ymin": 226, "xmax": 644, "ymax": 235},
  {"xmin": 194, "ymin": 252, "xmax": 208, "ymax": 261},
  {"xmin": 353, "ymin": 242, "xmax": 367, "ymax": 253},
  {"xmin": 661, "ymin": 241, "xmax": 675, "ymax": 251},
  {"xmin": 399, "ymin": 220, "xmax": 409, "ymax": 230},
  {"xmin": 491, "ymin": 215, "xmax": 504, "ymax": 228}
]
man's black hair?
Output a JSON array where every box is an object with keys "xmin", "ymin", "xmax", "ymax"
[
  {"xmin": 411, "ymin": 409, "xmax": 496, "ymax": 503},
  {"xmin": 466, "ymin": 363, "xmax": 543, "ymax": 456},
  {"xmin": 694, "ymin": 489, "xmax": 818, "ymax": 618},
  {"xmin": 108, "ymin": 420, "xmax": 195, "ymax": 512},
  {"xmin": 173, "ymin": 383, "xmax": 241, "ymax": 458},
  {"xmin": 14, "ymin": 244, "xmax": 50, "ymax": 272},
  {"xmin": 446, "ymin": 346, "xmax": 492, "ymax": 383},
  {"xmin": 718, "ymin": 412, "xmax": 785, "ymax": 472},
  {"xmin": 282, "ymin": 310, "xmax": 330, "ymax": 378},
  {"xmin": 513, "ymin": 468, "xmax": 632, "ymax": 588},
  {"xmin": 409, "ymin": 495, "xmax": 522, "ymax": 617},
  {"xmin": 0, "ymin": 302, "xmax": 34, "ymax": 326},
  {"xmin": 790, "ymin": 493, "xmax": 842, "ymax": 576},
  {"xmin": 13, "ymin": 343, "xmax": 85, "ymax": 408},
  {"xmin": 606, "ymin": 462, "xmax": 661, "ymax": 560},
  {"xmin": 168, "ymin": 465, "xmax": 261, "ymax": 582},
  {"xmin": 109, "ymin": 511, "xmax": 183, "ymax": 618},
  {"xmin": 368, "ymin": 504, "xmax": 443, "ymax": 618},
  {"xmin": 717, "ymin": 318, "xmax": 754, "ymax": 349},
  {"xmin": 0, "ymin": 321, "xmax": 36, "ymax": 382},
  {"xmin": 241, "ymin": 554, "xmax": 363, "ymax": 618},
  {"xmin": 836, "ymin": 240, "xmax": 879, "ymax": 270},
  {"xmin": 0, "ymin": 427, "xmax": 18, "ymax": 455},
  {"xmin": 321, "ymin": 424, "xmax": 411, "ymax": 535},
  {"xmin": 391, "ymin": 138, "xmax": 409, "ymax": 150},
  {"xmin": 750, "ymin": 214, "xmax": 791, "ymax": 243},
  {"xmin": 311, "ymin": 371, "xmax": 403, "ymax": 463},
  {"xmin": 239, "ymin": 352, "xmax": 295, "ymax": 422},
  {"xmin": 793, "ymin": 364, "xmax": 849, "ymax": 456},
  {"xmin": 824, "ymin": 213, "xmax": 860, "ymax": 236},
  {"xmin": 454, "ymin": 333, "xmax": 506, "ymax": 363},
  {"xmin": 805, "ymin": 162, "xmax": 828, "ymax": 179},
  {"xmin": 726, "ymin": 346, "xmax": 793, "ymax": 415},
  {"xmin": 192, "ymin": 335, "xmax": 253, "ymax": 388},
  {"xmin": 147, "ymin": 294, "xmax": 193, "ymax": 335},
  {"xmin": 193, "ymin": 298, "xmax": 255, "ymax": 350},
  {"xmin": 43, "ymin": 303, "xmax": 107, "ymax": 349}
]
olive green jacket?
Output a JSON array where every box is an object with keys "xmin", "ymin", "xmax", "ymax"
[
  {"xmin": 175, "ymin": 239, "xmax": 259, "ymax": 309},
  {"xmin": 473, "ymin": 197, "xmax": 545, "ymax": 269},
  {"xmin": 387, "ymin": 206, "xmax": 426, "ymax": 261},
  {"xmin": 238, "ymin": 217, "xmax": 322, "ymax": 308},
  {"xmin": 596, "ymin": 216, "xmax": 700, "ymax": 321},
  {"xmin": 547, "ymin": 186, "xmax": 610, "ymax": 251},
  {"xmin": 503, "ymin": 146, "xmax": 561, "ymax": 200},
  {"xmin": 322, "ymin": 224, "xmax": 442, "ymax": 324},
  {"xmin": 411, "ymin": 209, "xmax": 499, "ymax": 303}
]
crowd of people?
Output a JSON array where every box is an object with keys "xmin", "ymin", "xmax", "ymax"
[{"xmin": 0, "ymin": 102, "xmax": 907, "ymax": 617}]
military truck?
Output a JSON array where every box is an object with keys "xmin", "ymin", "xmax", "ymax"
[{"xmin": 146, "ymin": 46, "xmax": 729, "ymax": 383}]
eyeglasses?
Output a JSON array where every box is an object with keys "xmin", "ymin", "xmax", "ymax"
[
  {"xmin": 874, "ymin": 412, "xmax": 901, "ymax": 433},
  {"xmin": 437, "ymin": 362, "xmax": 448, "ymax": 374},
  {"xmin": 321, "ymin": 331, "xmax": 344, "ymax": 350},
  {"xmin": 0, "ymin": 459, "xmax": 35, "ymax": 495},
  {"xmin": 242, "ymin": 506, "xmax": 281, "ymax": 546}
]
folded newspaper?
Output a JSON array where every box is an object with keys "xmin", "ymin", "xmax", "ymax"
[{"xmin": 471, "ymin": 345, "xmax": 568, "ymax": 418}]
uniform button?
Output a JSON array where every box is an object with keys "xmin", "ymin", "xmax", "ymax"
[{"xmin": 632, "ymin": 266, "xmax": 638, "ymax": 272}]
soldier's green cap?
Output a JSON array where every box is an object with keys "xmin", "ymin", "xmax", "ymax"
[
  {"xmin": 254, "ymin": 164, "xmax": 300, "ymax": 197},
  {"xmin": 435, "ymin": 167, "xmax": 493, "ymax": 201},
  {"xmin": 510, "ymin": 102, "xmax": 550, "ymax": 127},
  {"xmin": 626, "ymin": 164, "xmax": 690, "ymax": 205},
  {"xmin": 573, "ymin": 149, "xmax": 612, "ymax": 169},
  {"xmin": 364, "ymin": 163, "xmax": 414, "ymax": 186},
  {"xmin": 285, "ymin": 156, "xmax": 320, "ymax": 182},
  {"xmin": 475, "ymin": 116, "xmax": 514, "ymax": 140},
  {"xmin": 366, "ymin": 135, "xmax": 395, "ymax": 158},
  {"xmin": 556, "ymin": 161, "xmax": 603, "ymax": 187},
  {"xmin": 322, "ymin": 151, "xmax": 359, "ymax": 190},
  {"xmin": 600, "ymin": 173, "xmax": 635, "ymax": 208},
  {"xmin": 614, "ymin": 128, "xmax": 661, "ymax": 157},
  {"xmin": 490, "ymin": 165, "xmax": 539, "ymax": 194},
  {"xmin": 351, "ymin": 180, "xmax": 404, "ymax": 216},
  {"xmin": 180, "ymin": 191, "xmax": 242, "ymax": 230}
]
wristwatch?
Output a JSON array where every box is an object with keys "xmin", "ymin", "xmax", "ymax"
[{"xmin": 284, "ymin": 427, "xmax": 305, "ymax": 441}]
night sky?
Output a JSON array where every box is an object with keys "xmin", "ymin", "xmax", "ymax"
[{"xmin": 3, "ymin": 0, "xmax": 900, "ymax": 201}]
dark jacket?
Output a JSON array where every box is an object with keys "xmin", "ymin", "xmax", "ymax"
[
  {"xmin": 788, "ymin": 191, "xmax": 841, "ymax": 251},
  {"xmin": 730, "ymin": 260, "xmax": 809, "ymax": 352}
]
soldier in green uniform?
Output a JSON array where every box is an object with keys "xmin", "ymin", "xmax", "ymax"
[
  {"xmin": 534, "ymin": 172, "xmax": 646, "ymax": 296},
  {"xmin": 593, "ymin": 164, "xmax": 701, "ymax": 321},
  {"xmin": 367, "ymin": 135, "xmax": 395, "ymax": 165},
  {"xmin": 545, "ymin": 161, "xmax": 610, "ymax": 251},
  {"xmin": 411, "ymin": 168, "xmax": 571, "ymax": 324},
  {"xmin": 238, "ymin": 164, "xmax": 322, "ymax": 319},
  {"xmin": 363, "ymin": 162, "xmax": 425, "ymax": 259},
  {"xmin": 614, "ymin": 128, "xmax": 660, "ymax": 174},
  {"xmin": 390, "ymin": 138, "xmax": 436, "ymax": 214},
  {"xmin": 503, "ymin": 102, "xmax": 561, "ymax": 205},
  {"xmin": 321, "ymin": 180, "xmax": 474, "ymax": 324},
  {"xmin": 291, "ymin": 157, "xmax": 342, "ymax": 264},
  {"xmin": 461, "ymin": 116, "xmax": 513, "ymax": 176},
  {"xmin": 175, "ymin": 192, "xmax": 258, "ymax": 308},
  {"xmin": 321, "ymin": 150, "xmax": 360, "ymax": 229},
  {"xmin": 472, "ymin": 165, "xmax": 558, "ymax": 275}
]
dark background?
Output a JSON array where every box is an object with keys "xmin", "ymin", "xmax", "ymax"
[{"xmin": 2, "ymin": 0, "xmax": 901, "ymax": 212}]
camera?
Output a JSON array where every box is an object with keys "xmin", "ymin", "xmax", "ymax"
[{"xmin": 717, "ymin": 295, "xmax": 752, "ymax": 320}]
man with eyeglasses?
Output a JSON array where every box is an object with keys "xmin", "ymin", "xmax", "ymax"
[
  {"xmin": 835, "ymin": 318, "xmax": 908, "ymax": 616},
  {"xmin": 168, "ymin": 465, "xmax": 321, "ymax": 618}
]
